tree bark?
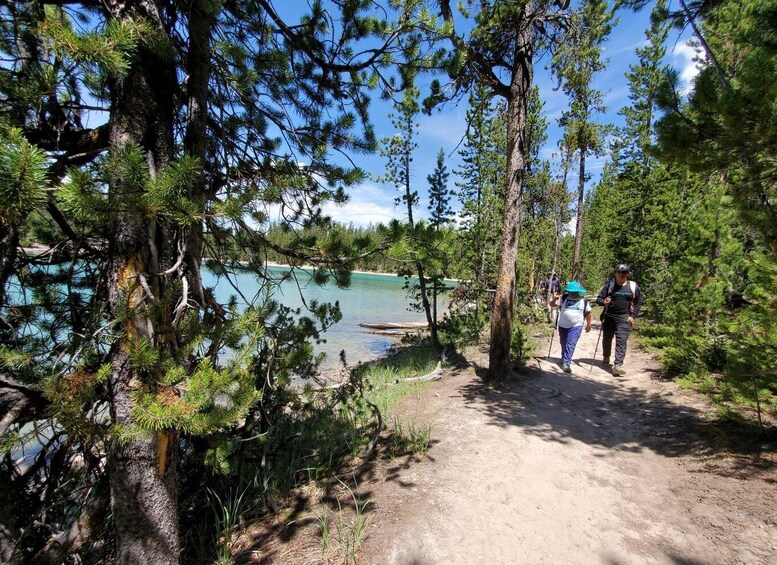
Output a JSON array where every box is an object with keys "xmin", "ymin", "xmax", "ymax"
[
  {"xmin": 401, "ymin": 116, "xmax": 435, "ymax": 343},
  {"xmin": 488, "ymin": 22, "xmax": 534, "ymax": 381},
  {"xmin": 183, "ymin": 0, "xmax": 216, "ymax": 313},
  {"xmin": 415, "ymin": 260, "xmax": 435, "ymax": 342},
  {"xmin": 571, "ymin": 141, "xmax": 586, "ymax": 281},
  {"xmin": 104, "ymin": 1, "xmax": 180, "ymax": 563}
]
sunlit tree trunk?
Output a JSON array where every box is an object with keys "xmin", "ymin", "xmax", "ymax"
[
  {"xmin": 571, "ymin": 135, "xmax": 587, "ymax": 281},
  {"xmin": 105, "ymin": 1, "xmax": 180, "ymax": 562},
  {"xmin": 488, "ymin": 25, "xmax": 534, "ymax": 380}
]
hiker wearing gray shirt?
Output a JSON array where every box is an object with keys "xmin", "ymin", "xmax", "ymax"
[{"xmin": 595, "ymin": 264, "xmax": 642, "ymax": 376}]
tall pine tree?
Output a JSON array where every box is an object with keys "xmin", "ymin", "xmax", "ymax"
[
  {"xmin": 0, "ymin": 1, "xmax": 418, "ymax": 561},
  {"xmin": 552, "ymin": 0, "xmax": 614, "ymax": 282}
]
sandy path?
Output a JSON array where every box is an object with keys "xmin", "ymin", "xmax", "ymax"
[{"xmin": 358, "ymin": 323, "xmax": 777, "ymax": 565}]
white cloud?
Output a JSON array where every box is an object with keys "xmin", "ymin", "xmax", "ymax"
[
  {"xmin": 323, "ymin": 181, "xmax": 401, "ymax": 227},
  {"xmin": 540, "ymin": 145, "xmax": 559, "ymax": 162},
  {"xmin": 605, "ymin": 85, "xmax": 631, "ymax": 107},
  {"xmin": 673, "ymin": 41, "xmax": 704, "ymax": 94},
  {"xmin": 587, "ymin": 156, "xmax": 608, "ymax": 173},
  {"xmin": 323, "ymin": 199, "xmax": 397, "ymax": 227}
]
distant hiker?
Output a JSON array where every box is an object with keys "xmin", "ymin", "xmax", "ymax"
[
  {"xmin": 595, "ymin": 264, "xmax": 642, "ymax": 376},
  {"xmin": 550, "ymin": 281, "xmax": 592, "ymax": 373},
  {"xmin": 539, "ymin": 273, "xmax": 561, "ymax": 296},
  {"xmin": 540, "ymin": 273, "xmax": 561, "ymax": 323},
  {"xmin": 550, "ymin": 273, "xmax": 560, "ymax": 295}
]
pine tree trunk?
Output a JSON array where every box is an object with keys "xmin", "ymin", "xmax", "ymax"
[
  {"xmin": 416, "ymin": 261, "xmax": 435, "ymax": 339},
  {"xmin": 402, "ymin": 129, "xmax": 434, "ymax": 341},
  {"xmin": 183, "ymin": 0, "xmax": 216, "ymax": 312},
  {"xmin": 107, "ymin": 354, "xmax": 179, "ymax": 565},
  {"xmin": 550, "ymin": 213, "xmax": 560, "ymax": 302},
  {"xmin": 488, "ymin": 25, "xmax": 534, "ymax": 381},
  {"xmin": 432, "ymin": 278, "xmax": 439, "ymax": 346},
  {"xmin": 571, "ymin": 142, "xmax": 586, "ymax": 281},
  {"xmin": 104, "ymin": 2, "xmax": 180, "ymax": 562}
]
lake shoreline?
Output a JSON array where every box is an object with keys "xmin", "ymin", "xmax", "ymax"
[
  {"xmin": 263, "ymin": 261, "xmax": 460, "ymax": 283},
  {"xmin": 20, "ymin": 246, "xmax": 459, "ymax": 283}
]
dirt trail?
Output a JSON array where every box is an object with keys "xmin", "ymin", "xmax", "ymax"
[{"xmin": 356, "ymin": 324, "xmax": 777, "ymax": 565}]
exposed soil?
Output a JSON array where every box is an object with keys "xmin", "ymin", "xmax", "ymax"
[{"xmin": 234, "ymin": 322, "xmax": 777, "ymax": 564}]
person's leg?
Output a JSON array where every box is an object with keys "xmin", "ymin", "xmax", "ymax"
[
  {"xmin": 602, "ymin": 316, "xmax": 615, "ymax": 361},
  {"xmin": 564, "ymin": 325, "xmax": 583, "ymax": 366},
  {"xmin": 613, "ymin": 319, "xmax": 632, "ymax": 365},
  {"xmin": 558, "ymin": 326, "xmax": 569, "ymax": 364}
]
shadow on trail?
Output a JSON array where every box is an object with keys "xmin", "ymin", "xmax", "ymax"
[
  {"xmin": 463, "ymin": 356, "xmax": 775, "ymax": 479},
  {"xmin": 604, "ymin": 553, "xmax": 711, "ymax": 565}
]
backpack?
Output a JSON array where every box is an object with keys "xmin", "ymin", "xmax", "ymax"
[
  {"xmin": 601, "ymin": 280, "xmax": 637, "ymax": 319},
  {"xmin": 560, "ymin": 294, "xmax": 589, "ymax": 315}
]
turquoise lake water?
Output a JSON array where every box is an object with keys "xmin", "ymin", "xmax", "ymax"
[{"xmin": 203, "ymin": 266, "xmax": 445, "ymax": 370}]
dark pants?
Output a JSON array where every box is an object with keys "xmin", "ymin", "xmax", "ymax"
[{"xmin": 602, "ymin": 315, "xmax": 631, "ymax": 365}]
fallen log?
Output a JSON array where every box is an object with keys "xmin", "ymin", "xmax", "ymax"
[
  {"xmin": 362, "ymin": 329, "xmax": 410, "ymax": 336},
  {"xmin": 394, "ymin": 347, "xmax": 448, "ymax": 384},
  {"xmin": 359, "ymin": 322, "xmax": 428, "ymax": 330}
]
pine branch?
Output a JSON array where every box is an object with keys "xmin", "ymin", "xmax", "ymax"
[
  {"xmin": 0, "ymin": 373, "xmax": 50, "ymax": 437},
  {"xmin": 255, "ymin": 0, "xmax": 405, "ymax": 74}
]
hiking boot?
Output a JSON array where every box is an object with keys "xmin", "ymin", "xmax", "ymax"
[
  {"xmin": 602, "ymin": 356, "xmax": 611, "ymax": 365},
  {"xmin": 612, "ymin": 364, "xmax": 625, "ymax": 376},
  {"xmin": 562, "ymin": 363, "xmax": 571, "ymax": 373}
]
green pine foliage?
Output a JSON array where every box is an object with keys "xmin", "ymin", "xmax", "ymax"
[
  {"xmin": 649, "ymin": 0, "xmax": 777, "ymax": 420},
  {"xmin": 0, "ymin": 126, "xmax": 49, "ymax": 226},
  {"xmin": 451, "ymin": 86, "xmax": 505, "ymax": 338},
  {"xmin": 0, "ymin": 0, "xmax": 429, "ymax": 561},
  {"xmin": 584, "ymin": 0, "xmax": 777, "ymax": 424}
]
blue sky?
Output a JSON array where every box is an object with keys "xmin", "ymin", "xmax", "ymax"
[{"xmin": 322, "ymin": 1, "xmax": 700, "ymax": 228}]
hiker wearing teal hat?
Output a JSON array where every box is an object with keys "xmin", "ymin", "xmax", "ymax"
[{"xmin": 550, "ymin": 280, "xmax": 592, "ymax": 373}]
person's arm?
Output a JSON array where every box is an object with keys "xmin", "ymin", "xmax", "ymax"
[
  {"xmin": 584, "ymin": 310, "xmax": 592, "ymax": 332},
  {"xmin": 595, "ymin": 283, "xmax": 609, "ymax": 306},
  {"xmin": 632, "ymin": 283, "xmax": 642, "ymax": 318}
]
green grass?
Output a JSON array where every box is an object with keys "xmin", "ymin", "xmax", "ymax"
[
  {"xmin": 388, "ymin": 416, "xmax": 432, "ymax": 457},
  {"xmin": 357, "ymin": 341, "xmax": 441, "ymax": 418},
  {"xmin": 677, "ymin": 372, "xmax": 777, "ymax": 421},
  {"xmin": 185, "ymin": 341, "xmax": 443, "ymax": 564},
  {"xmin": 206, "ymin": 483, "xmax": 253, "ymax": 564},
  {"xmin": 314, "ymin": 479, "xmax": 373, "ymax": 564},
  {"xmin": 351, "ymin": 341, "xmax": 439, "ymax": 459}
]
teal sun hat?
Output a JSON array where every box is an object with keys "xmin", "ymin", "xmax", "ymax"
[{"xmin": 563, "ymin": 281, "xmax": 587, "ymax": 294}]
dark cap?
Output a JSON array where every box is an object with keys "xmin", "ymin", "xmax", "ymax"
[{"xmin": 615, "ymin": 263, "xmax": 631, "ymax": 272}]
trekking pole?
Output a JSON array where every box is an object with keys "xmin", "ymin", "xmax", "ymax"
[
  {"xmin": 589, "ymin": 305, "xmax": 608, "ymax": 371},
  {"xmin": 546, "ymin": 307, "xmax": 560, "ymax": 359}
]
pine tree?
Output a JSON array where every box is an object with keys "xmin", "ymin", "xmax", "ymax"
[
  {"xmin": 582, "ymin": 0, "xmax": 682, "ymax": 318},
  {"xmin": 552, "ymin": 0, "xmax": 614, "ymax": 282},
  {"xmin": 454, "ymin": 85, "xmax": 505, "ymax": 333},
  {"xmin": 376, "ymin": 86, "xmax": 436, "ymax": 338},
  {"xmin": 0, "ymin": 1, "xmax": 418, "ymax": 561},
  {"xmin": 652, "ymin": 0, "xmax": 777, "ymax": 260},
  {"xmin": 517, "ymin": 87, "xmax": 564, "ymax": 303},
  {"xmin": 431, "ymin": 0, "xmax": 574, "ymax": 380},
  {"xmin": 647, "ymin": 0, "xmax": 777, "ymax": 416},
  {"xmin": 425, "ymin": 148, "xmax": 454, "ymax": 345},
  {"xmin": 618, "ymin": 0, "xmax": 670, "ymax": 170}
]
